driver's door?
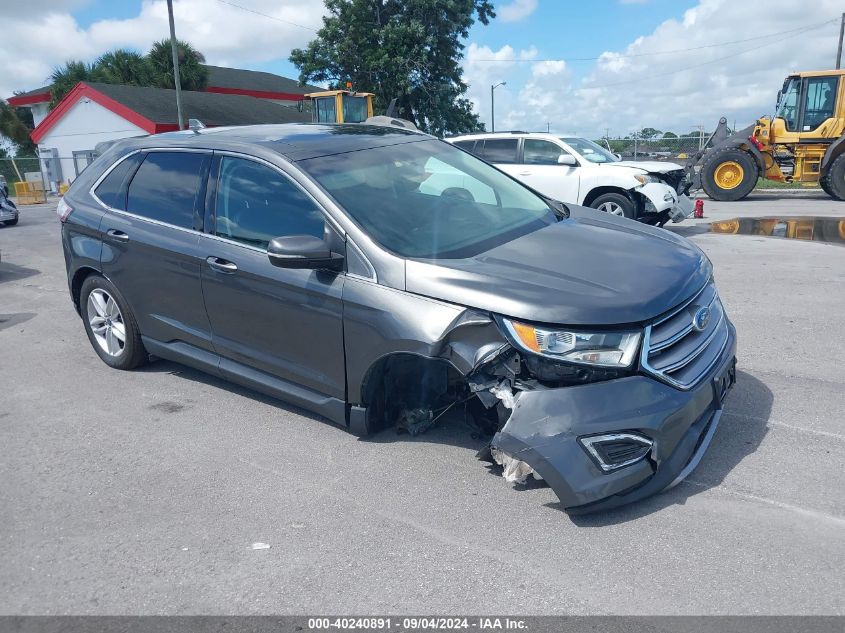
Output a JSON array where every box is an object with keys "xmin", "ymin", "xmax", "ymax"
[
  {"xmin": 798, "ymin": 76, "xmax": 839, "ymax": 136},
  {"xmin": 199, "ymin": 154, "xmax": 346, "ymax": 399}
]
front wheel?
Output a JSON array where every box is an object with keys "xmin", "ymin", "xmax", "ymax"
[
  {"xmin": 80, "ymin": 275, "xmax": 147, "ymax": 370},
  {"xmin": 590, "ymin": 192, "xmax": 636, "ymax": 219},
  {"xmin": 4, "ymin": 217, "xmax": 18, "ymax": 226},
  {"xmin": 820, "ymin": 154, "xmax": 845, "ymax": 201},
  {"xmin": 700, "ymin": 147, "xmax": 759, "ymax": 201}
]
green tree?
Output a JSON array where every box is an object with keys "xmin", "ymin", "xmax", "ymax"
[
  {"xmin": 91, "ymin": 49, "xmax": 153, "ymax": 86},
  {"xmin": 0, "ymin": 101, "xmax": 36, "ymax": 154},
  {"xmin": 49, "ymin": 60, "xmax": 93, "ymax": 107},
  {"xmin": 639, "ymin": 127, "xmax": 662, "ymax": 139},
  {"xmin": 290, "ymin": 0, "xmax": 495, "ymax": 136},
  {"xmin": 147, "ymin": 39, "xmax": 209, "ymax": 91}
]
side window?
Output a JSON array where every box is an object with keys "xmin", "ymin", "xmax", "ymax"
[
  {"xmin": 453, "ymin": 140, "xmax": 477, "ymax": 153},
  {"xmin": 127, "ymin": 152, "xmax": 206, "ymax": 229},
  {"xmin": 214, "ymin": 156, "xmax": 325, "ymax": 249},
  {"xmin": 803, "ymin": 77, "xmax": 838, "ymax": 130},
  {"xmin": 523, "ymin": 140, "xmax": 568, "ymax": 165},
  {"xmin": 94, "ymin": 154, "xmax": 142, "ymax": 210},
  {"xmin": 478, "ymin": 139, "xmax": 518, "ymax": 163}
]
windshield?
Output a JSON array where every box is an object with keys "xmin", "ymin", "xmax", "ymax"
[
  {"xmin": 299, "ymin": 139, "xmax": 559, "ymax": 259},
  {"xmin": 776, "ymin": 76, "xmax": 800, "ymax": 132},
  {"xmin": 560, "ymin": 137, "xmax": 619, "ymax": 163}
]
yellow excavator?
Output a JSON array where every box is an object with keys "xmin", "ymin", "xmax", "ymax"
[{"xmin": 688, "ymin": 69, "xmax": 845, "ymax": 201}]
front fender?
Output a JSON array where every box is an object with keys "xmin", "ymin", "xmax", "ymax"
[{"xmin": 637, "ymin": 182, "xmax": 677, "ymax": 212}]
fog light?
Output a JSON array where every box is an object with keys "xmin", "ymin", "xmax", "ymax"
[{"xmin": 579, "ymin": 433, "xmax": 654, "ymax": 472}]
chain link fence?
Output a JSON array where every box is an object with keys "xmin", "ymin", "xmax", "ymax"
[{"xmin": 597, "ymin": 135, "xmax": 709, "ymax": 163}]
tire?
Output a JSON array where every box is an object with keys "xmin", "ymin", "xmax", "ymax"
[
  {"xmin": 820, "ymin": 154, "xmax": 845, "ymax": 201},
  {"xmin": 4, "ymin": 217, "xmax": 18, "ymax": 226},
  {"xmin": 700, "ymin": 146, "xmax": 759, "ymax": 201},
  {"xmin": 79, "ymin": 275, "xmax": 147, "ymax": 370},
  {"xmin": 590, "ymin": 192, "xmax": 636, "ymax": 219}
]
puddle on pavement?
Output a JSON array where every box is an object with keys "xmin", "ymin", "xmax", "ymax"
[{"xmin": 710, "ymin": 217, "xmax": 845, "ymax": 245}]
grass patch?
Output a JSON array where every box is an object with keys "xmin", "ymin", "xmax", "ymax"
[{"xmin": 755, "ymin": 178, "xmax": 820, "ymax": 190}]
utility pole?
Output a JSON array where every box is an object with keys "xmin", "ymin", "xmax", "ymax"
[
  {"xmin": 491, "ymin": 81, "xmax": 505, "ymax": 133},
  {"xmin": 167, "ymin": 0, "xmax": 185, "ymax": 130},
  {"xmin": 837, "ymin": 12, "xmax": 844, "ymax": 69}
]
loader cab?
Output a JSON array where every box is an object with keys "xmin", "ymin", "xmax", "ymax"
[
  {"xmin": 773, "ymin": 72, "xmax": 843, "ymax": 138},
  {"xmin": 305, "ymin": 90, "xmax": 374, "ymax": 124}
]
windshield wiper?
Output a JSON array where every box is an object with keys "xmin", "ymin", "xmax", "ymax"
[{"xmin": 545, "ymin": 197, "xmax": 570, "ymax": 220}]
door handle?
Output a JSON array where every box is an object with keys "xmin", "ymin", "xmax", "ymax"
[
  {"xmin": 106, "ymin": 229, "xmax": 129, "ymax": 242},
  {"xmin": 206, "ymin": 256, "xmax": 238, "ymax": 273},
  {"xmin": 518, "ymin": 171, "xmax": 532, "ymax": 176}
]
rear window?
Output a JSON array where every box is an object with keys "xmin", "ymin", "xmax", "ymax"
[
  {"xmin": 126, "ymin": 151, "xmax": 207, "ymax": 229},
  {"xmin": 477, "ymin": 139, "xmax": 518, "ymax": 164},
  {"xmin": 94, "ymin": 154, "xmax": 142, "ymax": 210}
]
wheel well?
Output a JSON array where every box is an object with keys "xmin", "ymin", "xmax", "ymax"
[
  {"xmin": 70, "ymin": 267, "xmax": 100, "ymax": 315},
  {"xmin": 359, "ymin": 353, "xmax": 464, "ymax": 434},
  {"xmin": 582, "ymin": 186, "xmax": 634, "ymax": 208}
]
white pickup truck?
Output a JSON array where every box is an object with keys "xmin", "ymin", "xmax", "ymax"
[{"xmin": 447, "ymin": 132, "xmax": 693, "ymax": 225}]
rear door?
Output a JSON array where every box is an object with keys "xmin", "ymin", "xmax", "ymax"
[
  {"xmin": 99, "ymin": 149, "xmax": 214, "ymax": 353},
  {"xmin": 516, "ymin": 139, "xmax": 580, "ymax": 203},
  {"xmin": 199, "ymin": 154, "xmax": 346, "ymax": 400}
]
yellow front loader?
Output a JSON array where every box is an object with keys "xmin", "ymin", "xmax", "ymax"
[{"xmin": 688, "ymin": 69, "xmax": 845, "ymax": 201}]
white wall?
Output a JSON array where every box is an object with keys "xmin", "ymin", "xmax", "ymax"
[
  {"xmin": 37, "ymin": 96, "xmax": 148, "ymax": 186},
  {"xmin": 30, "ymin": 103, "xmax": 50, "ymax": 127}
]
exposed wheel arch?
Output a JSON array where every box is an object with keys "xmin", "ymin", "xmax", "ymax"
[{"xmin": 359, "ymin": 352, "xmax": 464, "ymax": 435}]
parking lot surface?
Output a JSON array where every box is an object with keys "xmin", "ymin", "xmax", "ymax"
[{"xmin": 1, "ymin": 193, "xmax": 843, "ymax": 615}]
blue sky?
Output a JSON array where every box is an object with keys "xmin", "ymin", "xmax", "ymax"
[{"xmin": 4, "ymin": 0, "xmax": 843, "ymax": 136}]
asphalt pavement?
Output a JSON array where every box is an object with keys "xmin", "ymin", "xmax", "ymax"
[{"xmin": 0, "ymin": 192, "xmax": 843, "ymax": 615}]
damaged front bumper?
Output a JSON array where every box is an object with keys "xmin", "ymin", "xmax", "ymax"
[
  {"xmin": 489, "ymin": 321, "xmax": 736, "ymax": 514},
  {"xmin": 638, "ymin": 182, "xmax": 693, "ymax": 223}
]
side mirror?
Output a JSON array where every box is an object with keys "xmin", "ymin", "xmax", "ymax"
[
  {"xmin": 613, "ymin": 153, "xmax": 622, "ymax": 161},
  {"xmin": 267, "ymin": 235, "xmax": 344, "ymax": 271},
  {"xmin": 557, "ymin": 154, "xmax": 577, "ymax": 166},
  {"xmin": 776, "ymin": 89, "xmax": 782, "ymax": 106}
]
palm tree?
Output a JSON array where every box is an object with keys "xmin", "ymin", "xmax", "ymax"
[
  {"xmin": 147, "ymin": 39, "xmax": 209, "ymax": 91},
  {"xmin": 91, "ymin": 49, "xmax": 153, "ymax": 86},
  {"xmin": 49, "ymin": 60, "xmax": 93, "ymax": 107}
]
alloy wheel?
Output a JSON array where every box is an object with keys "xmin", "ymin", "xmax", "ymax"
[
  {"xmin": 597, "ymin": 202, "xmax": 625, "ymax": 216},
  {"xmin": 86, "ymin": 288, "xmax": 126, "ymax": 357}
]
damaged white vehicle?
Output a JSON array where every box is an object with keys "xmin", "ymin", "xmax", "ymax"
[{"xmin": 448, "ymin": 133, "xmax": 693, "ymax": 226}]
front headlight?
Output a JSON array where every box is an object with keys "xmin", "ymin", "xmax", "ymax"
[
  {"xmin": 501, "ymin": 318, "xmax": 641, "ymax": 368},
  {"xmin": 634, "ymin": 174, "xmax": 660, "ymax": 185}
]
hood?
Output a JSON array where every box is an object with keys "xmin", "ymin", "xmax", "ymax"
[
  {"xmin": 405, "ymin": 206, "xmax": 711, "ymax": 326},
  {"xmin": 612, "ymin": 160, "xmax": 683, "ymax": 174}
]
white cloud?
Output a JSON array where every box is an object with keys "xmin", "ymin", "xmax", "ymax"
[
  {"xmin": 0, "ymin": 0, "xmax": 325, "ymax": 99},
  {"xmin": 464, "ymin": 0, "xmax": 845, "ymax": 137},
  {"xmin": 497, "ymin": 0, "xmax": 539, "ymax": 23}
]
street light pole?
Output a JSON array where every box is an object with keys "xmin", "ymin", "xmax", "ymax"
[
  {"xmin": 491, "ymin": 81, "xmax": 506, "ymax": 133},
  {"xmin": 167, "ymin": 0, "xmax": 185, "ymax": 130}
]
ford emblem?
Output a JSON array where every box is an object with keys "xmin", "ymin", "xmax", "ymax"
[{"xmin": 692, "ymin": 306, "xmax": 711, "ymax": 332}]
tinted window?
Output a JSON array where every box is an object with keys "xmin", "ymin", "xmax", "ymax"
[
  {"xmin": 453, "ymin": 140, "xmax": 477, "ymax": 153},
  {"xmin": 94, "ymin": 154, "xmax": 141, "ymax": 210},
  {"xmin": 127, "ymin": 152, "xmax": 206, "ymax": 228},
  {"xmin": 523, "ymin": 140, "xmax": 566, "ymax": 165},
  {"xmin": 300, "ymin": 139, "xmax": 556, "ymax": 259},
  {"xmin": 479, "ymin": 139, "xmax": 518, "ymax": 163},
  {"xmin": 342, "ymin": 95, "xmax": 368, "ymax": 123},
  {"xmin": 314, "ymin": 97, "xmax": 337, "ymax": 123},
  {"xmin": 215, "ymin": 157, "xmax": 325, "ymax": 249},
  {"xmin": 776, "ymin": 77, "xmax": 800, "ymax": 132}
]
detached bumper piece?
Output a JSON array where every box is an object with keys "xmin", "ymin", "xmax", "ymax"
[{"xmin": 489, "ymin": 322, "xmax": 736, "ymax": 514}]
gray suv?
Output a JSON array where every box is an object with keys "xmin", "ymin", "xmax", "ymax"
[{"xmin": 59, "ymin": 124, "xmax": 736, "ymax": 514}]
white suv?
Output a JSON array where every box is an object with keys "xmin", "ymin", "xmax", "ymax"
[{"xmin": 447, "ymin": 133, "xmax": 693, "ymax": 224}]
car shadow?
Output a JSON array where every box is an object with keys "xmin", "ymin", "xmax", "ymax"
[
  {"xmin": 0, "ymin": 262, "xmax": 40, "ymax": 284},
  {"xmin": 565, "ymin": 369, "xmax": 772, "ymax": 525}
]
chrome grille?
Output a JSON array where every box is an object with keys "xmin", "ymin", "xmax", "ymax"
[{"xmin": 642, "ymin": 281, "xmax": 729, "ymax": 389}]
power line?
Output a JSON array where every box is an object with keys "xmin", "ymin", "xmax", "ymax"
[
  {"xmin": 581, "ymin": 23, "xmax": 828, "ymax": 91},
  {"xmin": 471, "ymin": 17, "xmax": 840, "ymax": 63},
  {"xmin": 214, "ymin": 0, "xmax": 317, "ymax": 32}
]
